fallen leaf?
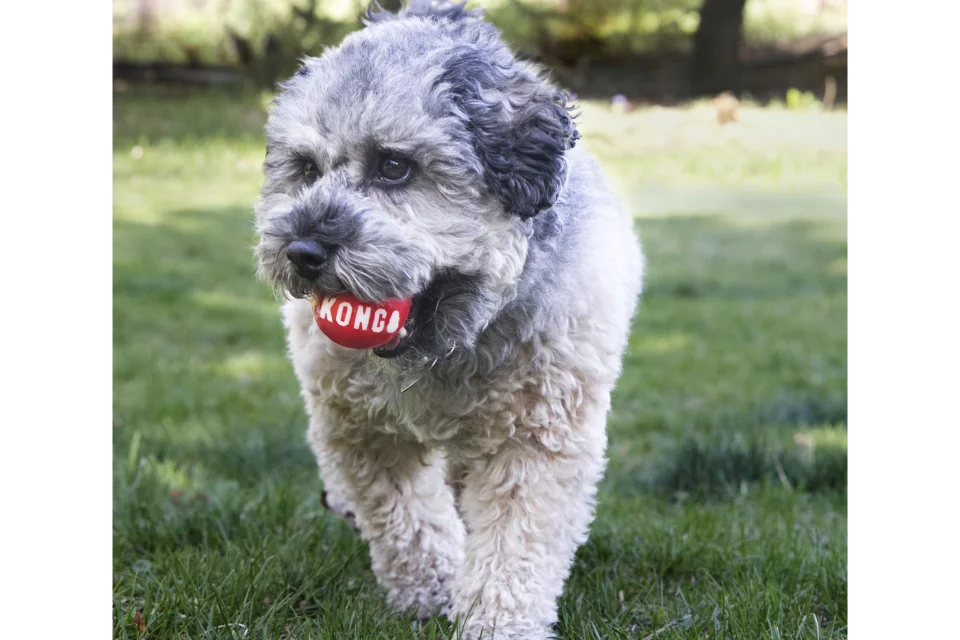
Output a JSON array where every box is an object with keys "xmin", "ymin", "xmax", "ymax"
[{"xmin": 133, "ymin": 608, "xmax": 146, "ymax": 634}]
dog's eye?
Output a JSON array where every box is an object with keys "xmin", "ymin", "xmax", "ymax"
[
  {"xmin": 377, "ymin": 156, "xmax": 411, "ymax": 183},
  {"xmin": 303, "ymin": 161, "xmax": 320, "ymax": 185}
]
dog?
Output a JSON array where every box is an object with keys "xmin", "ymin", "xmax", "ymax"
[{"xmin": 253, "ymin": 2, "xmax": 644, "ymax": 637}]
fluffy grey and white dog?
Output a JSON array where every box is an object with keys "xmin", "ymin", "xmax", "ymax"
[{"xmin": 254, "ymin": 2, "xmax": 644, "ymax": 637}]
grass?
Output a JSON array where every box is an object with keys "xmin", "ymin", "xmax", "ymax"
[{"xmin": 113, "ymin": 87, "xmax": 847, "ymax": 639}]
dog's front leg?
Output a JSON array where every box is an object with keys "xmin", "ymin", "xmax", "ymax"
[
  {"xmin": 309, "ymin": 413, "xmax": 465, "ymax": 619},
  {"xmin": 450, "ymin": 438, "xmax": 606, "ymax": 640}
]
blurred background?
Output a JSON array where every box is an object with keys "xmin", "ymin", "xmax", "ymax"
[
  {"xmin": 113, "ymin": 2, "xmax": 847, "ymax": 638},
  {"xmin": 113, "ymin": 0, "xmax": 846, "ymax": 103}
]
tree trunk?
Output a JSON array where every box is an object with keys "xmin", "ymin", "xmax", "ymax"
[{"xmin": 691, "ymin": 0, "xmax": 749, "ymax": 96}]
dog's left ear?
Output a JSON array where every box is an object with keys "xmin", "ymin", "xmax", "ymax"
[{"xmin": 442, "ymin": 50, "xmax": 580, "ymax": 219}]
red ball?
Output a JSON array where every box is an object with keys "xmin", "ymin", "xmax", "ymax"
[{"xmin": 311, "ymin": 292, "xmax": 411, "ymax": 350}]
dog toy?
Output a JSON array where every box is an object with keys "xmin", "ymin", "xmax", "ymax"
[{"xmin": 311, "ymin": 292, "xmax": 411, "ymax": 350}]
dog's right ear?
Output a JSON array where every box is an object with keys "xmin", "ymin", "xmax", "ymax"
[{"xmin": 440, "ymin": 48, "xmax": 579, "ymax": 219}]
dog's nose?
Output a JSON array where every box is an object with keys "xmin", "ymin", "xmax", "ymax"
[{"xmin": 286, "ymin": 240, "xmax": 327, "ymax": 280}]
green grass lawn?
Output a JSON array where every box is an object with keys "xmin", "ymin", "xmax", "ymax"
[{"xmin": 113, "ymin": 88, "xmax": 847, "ymax": 639}]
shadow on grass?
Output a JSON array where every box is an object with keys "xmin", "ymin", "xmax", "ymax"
[
  {"xmin": 113, "ymin": 204, "xmax": 279, "ymax": 342},
  {"xmin": 605, "ymin": 212, "xmax": 846, "ymax": 502},
  {"xmin": 636, "ymin": 213, "xmax": 847, "ymax": 302},
  {"xmin": 114, "ymin": 205, "xmax": 315, "ymax": 497},
  {"xmin": 113, "ymin": 87, "xmax": 268, "ymax": 148},
  {"xmin": 650, "ymin": 429, "xmax": 846, "ymax": 501}
]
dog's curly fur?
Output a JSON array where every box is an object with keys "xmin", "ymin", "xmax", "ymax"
[{"xmin": 253, "ymin": 2, "xmax": 644, "ymax": 637}]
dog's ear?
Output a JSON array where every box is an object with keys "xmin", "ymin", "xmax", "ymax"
[{"xmin": 441, "ymin": 50, "xmax": 580, "ymax": 219}]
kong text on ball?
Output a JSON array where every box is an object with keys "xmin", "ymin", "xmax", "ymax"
[{"xmin": 311, "ymin": 292, "xmax": 412, "ymax": 350}]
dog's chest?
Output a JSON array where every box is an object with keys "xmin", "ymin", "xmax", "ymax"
[
  {"xmin": 333, "ymin": 359, "xmax": 518, "ymax": 448},
  {"xmin": 288, "ymin": 297, "xmax": 619, "ymax": 455},
  {"xmin": 324, "ymin": 344, "xmax": 601, "ymax": 456}
]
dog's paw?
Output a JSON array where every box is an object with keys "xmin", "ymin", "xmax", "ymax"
[
  {"xmin": 390, "ymin": 579, "xmax": 453, "ymax": 622},
  {"xmin": 452, "ymin": 617, "xmax": 553, "ymax": 640},
  {"xmin": 449, "ymin": 593, "xmax": 555, "ymax": 640},
  {"xmin": 320, "ymin": 489, "xmax": 360, "ymax": 532}
]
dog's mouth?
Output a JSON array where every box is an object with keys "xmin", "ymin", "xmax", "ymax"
[
  {"xmin": 309, "ymin": 274, "xmax": 449, "ymax": 359},
  {"xmin": 372, "ymin": 271, "xmax": 468, "ymax": 359},
  {"xmin": 370, "ymin": 291, "xmax": 426, "ymax": 358}
]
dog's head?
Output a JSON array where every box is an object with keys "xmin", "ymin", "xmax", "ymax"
[{"xmin": 255, "ymin": 0, "xmax": 579, "ymax": 366}]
